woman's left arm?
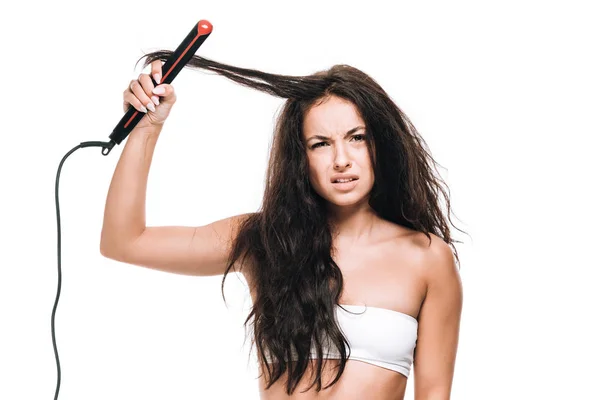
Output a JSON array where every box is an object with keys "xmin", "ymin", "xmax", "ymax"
[{"xmin": 413, "ymin": 238, "xmax": 464, "ymax": 400}]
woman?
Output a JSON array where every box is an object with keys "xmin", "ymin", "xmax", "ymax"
[{"xmin": 100, "ymin": 51, "xmax": 464, "ymax": 399}]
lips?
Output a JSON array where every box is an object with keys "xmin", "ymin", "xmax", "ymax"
[
  {"xmin": 332, "ymin": 178, "xmax": 358, "ymax": 183},
  {"xmin": 331, "ymin": 174, "xmax": 359, "ymax": 183},
  {"xmin": 331, "ymin": 178, "xmax": 359, "ymax": 191}
]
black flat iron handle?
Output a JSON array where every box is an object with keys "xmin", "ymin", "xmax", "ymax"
[{"xmin": 108, "ymin": 19, "xmax": 213, "ymax": 147}]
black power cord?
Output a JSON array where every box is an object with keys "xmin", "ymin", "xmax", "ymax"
[
  {"xmin": 51, "ymin": 20, "xmax": 213, "ymax": 398},
  {"xmin": 52, "ymin": 140, "xmax": 115, "ymax": 400}
]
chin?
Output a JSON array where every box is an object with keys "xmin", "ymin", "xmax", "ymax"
[{"xmin": 325, "ymin": 192, "xmax": 369, "ymax": 207}]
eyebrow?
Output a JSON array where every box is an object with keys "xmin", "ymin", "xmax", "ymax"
[{"xmin": 306, "ymin": 126, "xmax": 366, "ymax": 142}]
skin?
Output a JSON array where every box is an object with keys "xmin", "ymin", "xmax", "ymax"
[{"xmin": 247, "ymin": 95, "xmax": 463, "ymax": 399}]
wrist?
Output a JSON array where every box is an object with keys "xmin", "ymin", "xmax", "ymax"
[{"xmin": 133, "ymin": 123, "xmax": 164, "ymax": 137}]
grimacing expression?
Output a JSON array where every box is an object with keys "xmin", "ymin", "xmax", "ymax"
[{"xmin": 302, "ymin": 95, "xmax": 375, "ymax": 208}]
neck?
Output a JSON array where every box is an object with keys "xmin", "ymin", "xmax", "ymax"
[{"xmin": 328, "ymin": 202, "xmax": 379, "ymax": 245}]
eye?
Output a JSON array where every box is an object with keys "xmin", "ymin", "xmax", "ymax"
[{"xmin": 310, "ymin": 135, "xmax": 366, "ymax": 149}]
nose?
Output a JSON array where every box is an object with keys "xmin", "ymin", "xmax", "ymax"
[
  {"xmin": 334, "ymin": 160, "xmax": 352, "ymax": 170},
  {"xmin": 333, "ymin": 142, "xmax": 352, "ymax": 170}
]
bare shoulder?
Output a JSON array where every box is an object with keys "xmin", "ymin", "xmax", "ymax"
[
  {"xmin": 388, "ymin": 223, "xmax": 454, "ymax": 269},
  {"xmin": 385, "ymin": 223, "xmax": 460, "ymax": 290},
  {"xmin": 402, "ymin": 229, "xmax": 462, "ymax": 313},
  {"xmin": 414, "ymin": 232, "xmax": 460, "ymax": 286}
]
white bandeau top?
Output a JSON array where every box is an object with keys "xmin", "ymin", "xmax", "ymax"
[{"xmin": 263, "ymin": 304, "xmax": 418, "ymax": 377}]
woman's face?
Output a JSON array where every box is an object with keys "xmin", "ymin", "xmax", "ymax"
[{"xmin": 302, "ymin": 95, "xmax": 375, "ymax": 209}]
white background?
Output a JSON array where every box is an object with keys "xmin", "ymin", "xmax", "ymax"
[{"xmin": 1, "ymin": 1, "xmax": 598, "ymax": 399}]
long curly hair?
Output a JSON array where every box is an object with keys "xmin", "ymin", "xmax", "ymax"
[{"xmin": 140, "ymin": 50, "xmax": 466, "ymax": 395}]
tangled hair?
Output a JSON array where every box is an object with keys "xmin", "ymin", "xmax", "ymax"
[{"xmin": 139, "ymin": 50, "xmax": 467, "ymax": 394}]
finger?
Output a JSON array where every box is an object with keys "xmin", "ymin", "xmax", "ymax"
[
  {"xmin": 129, "ymin": 80, "xmax": 154, "ymax": 112},
  {"xmin": 123, "ymin": 81, "xmax": 143, "ymax": 113},
  {"xmin": 139, "ymin": 74, "xmax": 160, "ymax": 106},
  {"xmin": 123, "ymin": 89, "xmax": 148, "ymax": 114},
  {"xmin": 151, "ymin": 60, "xmax": 163, "ymax": 85},
  {"xmin": 152, "ymin": 83, "xmax": 176, "ymax": 104}
]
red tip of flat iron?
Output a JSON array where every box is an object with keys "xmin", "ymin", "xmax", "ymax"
[{"xmin": 197, "ymin": 20, "xmax": 213, "ymax": 35}]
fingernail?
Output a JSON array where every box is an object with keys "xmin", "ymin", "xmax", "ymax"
[
  {"xmin": 152, "ymin": 86, "xmax": 165, "ymax": 95},
  {"xmin": 151, "ymin": 96, "xmax": 160, "ymax": 106},
  {"xmin": 146, "ymin": 101, "xmax": 155, "ymax": 112},
  {"xmin": 153, "ymin": 73, "xmax": 161, "ymax": 84},
  {"xmin": 140, "ymin": 105, "xmax": 148, "ymax": 113}
]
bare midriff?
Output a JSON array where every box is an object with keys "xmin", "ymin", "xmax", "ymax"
[{"xmin": 258, "ymin": 358, "xmax": 408, "ymax": 400}]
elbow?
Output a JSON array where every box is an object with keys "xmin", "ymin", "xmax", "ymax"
[
  {"xmin": 100, "ymin": 227, "xmax": 144, "ymax": 260},
  {"xmin": 99, "ymin": 243, "xmax": 115, "ymax": 259},
  {"xmin": 99, "ymin": 229, "xmax": 124, "ymax": 260},
  {"xmin": 99, "ymin": 240, "xmax": 123, "ymax": 260}
]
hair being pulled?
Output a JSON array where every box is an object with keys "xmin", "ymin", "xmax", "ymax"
[{"xmin": 139, "ymin": 50, "xmax": 337, "ymax": 100}]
